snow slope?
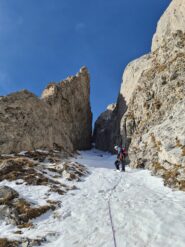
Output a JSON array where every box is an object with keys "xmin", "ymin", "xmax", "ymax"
[
  {"xmin": 45, "ymin": 149, "xmax": 185, "ymax": 247},
  {"xmin": 0, "ymin": 149, "xmax": 185, "ymax": 246}
]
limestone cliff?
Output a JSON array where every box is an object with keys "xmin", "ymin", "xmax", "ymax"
[
  {"xmin": 94, "ymin": 0, "xmax": 185, "ymax": 190},
  {"xmin": 0, "ymin": 67, "xmax": 92, "ymax": 154}
]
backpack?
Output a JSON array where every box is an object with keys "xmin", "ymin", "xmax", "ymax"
[{"xmin": 119, "ymin": 148, "xmax": 127, "ymax": 161}]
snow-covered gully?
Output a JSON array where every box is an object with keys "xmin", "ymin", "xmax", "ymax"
[
  {"xmin": 1, "ymin": 149, "xmax": 185, "ymax": 247},
  {"xmin": 44, "ymin": 149, "xmax": 185, "ymax": 247}
]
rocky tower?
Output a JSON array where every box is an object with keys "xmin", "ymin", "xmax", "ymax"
[
  {"xmin": 0, "ymin": 67, "xmax": 92, "ymax": 154},
  {"xmin": 94, "ymin": 0, "xmax": 185, "ymax": 190},
  {"xmin": 93, "ymin": 95, "xmax": 127, "ymax": 152}
]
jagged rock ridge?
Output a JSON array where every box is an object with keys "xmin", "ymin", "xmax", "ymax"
[
  {"xmin": 0, "ymin": 67, "xmax": 92, "ymax": 154},
  {"xmin": 94, "ymin": 0, "xmax": 185, "ymax": 190}
]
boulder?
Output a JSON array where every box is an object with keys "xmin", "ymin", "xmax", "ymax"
[
  {"xmin": 0, "ymin": 186, "xmax": 19, "ymax": 225},
  {"xmin": 0, "ymin": 186, "xmax": 19, "ymax": 204},
  {"xmin": 0, "ymin": 205, "xmax": 20, "ymax": 225}
]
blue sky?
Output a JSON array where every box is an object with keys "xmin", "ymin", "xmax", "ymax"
[{"xmin": 0, "ymin": 0, "xmax": 171, "ymax": 122}]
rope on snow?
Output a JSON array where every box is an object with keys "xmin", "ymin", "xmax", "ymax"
[
  {"xmin": 108, "ymin": 199, "xmax": 117, "ymax": 247},
  {"xmin": 107, "ymin": 173, "xmax": 123, "ymax": 247}
]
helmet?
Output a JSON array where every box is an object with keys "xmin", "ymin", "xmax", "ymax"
[{"xmin": 114, "ymin": 145, "xmax": 118, "ymax": 151}]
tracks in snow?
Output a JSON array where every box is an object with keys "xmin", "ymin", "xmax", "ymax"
[{"xmin": 43, "ymin": 150, "xmax": 185, "ymax": 247}]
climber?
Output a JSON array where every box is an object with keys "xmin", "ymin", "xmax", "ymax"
[{"xmin": 114, "ymin": 145, "xmax": 127, "ymax": 172}]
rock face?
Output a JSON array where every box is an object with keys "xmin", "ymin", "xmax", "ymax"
[
  {"xmin": 94, "ymin": 0, "xmax": 185, "ymax": 190},
  {"xmin": 151, "ymin": 0, "xmax": 185, "ymax": 53},
  {"xmin": 93, "ymin": 96, "xmax": 127, "ymax": 152},
  {"xmin": 0, "ymin": 67, "xmax": 92, "ymax": 154},
  {"xmin": 93, "ymin": 104, "xmax": 117, "ymax": 151}
]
